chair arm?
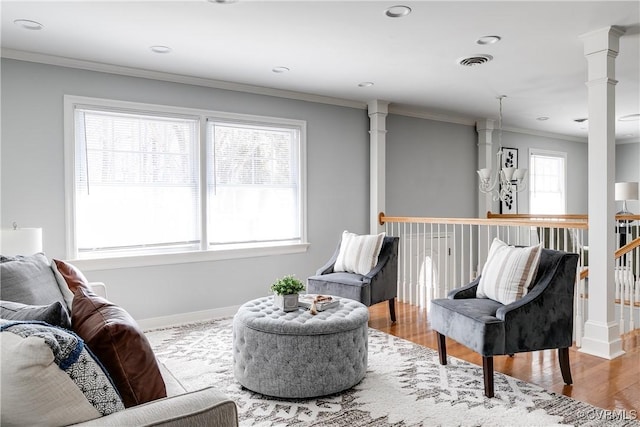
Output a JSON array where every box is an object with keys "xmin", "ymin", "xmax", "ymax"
[
  {"xmin": 71, "ymin": 386, "xmax": 238, "ymax": 427},
  {"xmin": 447, "ymin": 277, "xmax": 480, "ymax": 299},
  {"xmin": 496, "ymin": 252, "xmax": 578, "ymax": 353},
  {"xmin": 315, "ymin": 241, "xmax": 341, "ymax": 276},
  {"xmin": 496, "ymin": 252, "xmax": 578, "ymax": 322},
  {"xmin": 364, "ymin": 250, "xmax": 394, "ymax": 281}
]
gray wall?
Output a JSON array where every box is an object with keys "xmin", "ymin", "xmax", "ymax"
[
  {"xmin": 385, "ymin": 114, "xmax": 478, "ymax": 217},
  {"xmin": 1, "ymin": 58, "xmax": 370, "ymax": 319}
]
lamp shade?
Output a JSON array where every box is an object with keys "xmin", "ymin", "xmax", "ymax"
[
  {"xmin": 615, "ymin": 182, "xmax": 639, "ymax": 201},
  {"xmin": 0, "ymin": 227, "xmax": 43, "ymax": 256}
]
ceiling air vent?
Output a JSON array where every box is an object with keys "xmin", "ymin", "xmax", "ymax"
[{"xmin": 457, "ymin": 54, "xmax": 493, "ymax": 67}]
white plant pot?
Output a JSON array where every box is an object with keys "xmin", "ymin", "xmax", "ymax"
[{"xmin": 273, "ymin": 293, "xmax": 299, "ymax": 312}]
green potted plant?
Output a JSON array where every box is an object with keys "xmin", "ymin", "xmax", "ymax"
[{"xmin": 270, "ymin": 274, "xmax": 305, "ymax": 312}]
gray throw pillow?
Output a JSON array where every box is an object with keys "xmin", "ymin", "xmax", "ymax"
[
  {"xmin": 0, "ymin": 300, "xmax": 72, "ymax": 330},
  {"xmin": 0, "ymin": 253, "xmax": 67, "ymax": 309}
]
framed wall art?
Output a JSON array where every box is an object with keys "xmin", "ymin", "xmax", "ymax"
[{"xmin": 500, "ymin": 147, "xmax": 518, "ymax": 214}]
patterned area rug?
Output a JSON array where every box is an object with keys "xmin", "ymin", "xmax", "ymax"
[{"xmin": 145, "ymin": 318, "xmax": 638, "ymax": 427}]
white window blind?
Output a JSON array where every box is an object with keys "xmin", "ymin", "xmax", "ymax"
[
  {"xmin": 66, "ymin": 96, "xmax": 307, "ymax": 261},
  {"xmin": 207, "ymin": 121, "xmax": 301, "ymax": 245},
  {"xmin": 74, "ymin": 108, "xmax": 200, "ymax": 255},
  {"xmin": 529, "ymin": 150, "xmax": 566, "ymax": 215}
]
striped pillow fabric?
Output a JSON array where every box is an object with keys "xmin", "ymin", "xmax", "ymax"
[
  {"xmin": 334, "ymin": 231, "xmax": 385, "ymax": 275},
  {"xmin": 477, "ymin": 238, "xmax": 542, "ymax": 305}
]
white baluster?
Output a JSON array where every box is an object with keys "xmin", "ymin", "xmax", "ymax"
[
  {"xmin": 631, "ymin": 277, "xmax": 638, "ymax": 332},
  {"xmin": 618, "ymin": 265, "xmax": 625, "ymax": 335},
  {"xmin": 575, "ymin": 273, "xmax": 585, "ymax": 347},
  {"xmin": 625, "ymin": 268, "xmax": 632, "ymax": 333}
]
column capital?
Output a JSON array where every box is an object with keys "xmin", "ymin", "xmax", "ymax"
[
  {"xmin": 367, "ymin": 100, "xmax": 389, "ymax": 117},
  {"xmin": 580, "ymin": 26, "xmax": 625, "ymax": 56},
  {"xmin": 475, "ymin": 119, "xmax": 495, "ymax": 133}
]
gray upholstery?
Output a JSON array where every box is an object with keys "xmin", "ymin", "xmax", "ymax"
[
  {"xmin": 307, "ymin": 236, "xmax": 399, "ymax": 320},
  {"xmin": 72, "ymin": 386, "xmax": 238, "ymax": 427},
  {"xmin": 233, "ymin": 296, "xmax": 369, "ymax": 398},
  {"xmin": 0, "ymin": 253, "xmax": 67, "ymax": 308},
  {"xmin": 0, "ymin": 300, "xmax": 72, "ymax": 329},
  {"xmin": 430, "ymin": 248, "xmax": 579, "ymax": 397}
]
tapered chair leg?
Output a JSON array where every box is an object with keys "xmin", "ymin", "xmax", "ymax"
[
  {"xmin": 558, "ymin": 347, "xmax": 572, "ymax": 385},
  {"xmin": 436, "ymin": 333, "xmax": 447, "ymax": 365},
  {"xmin": 482, "ymin": 356, "xmax": 494, "ymax": 398},
  {"xmin": 388, "ymin": 298, "xmax": 396, "ymax": 322}
]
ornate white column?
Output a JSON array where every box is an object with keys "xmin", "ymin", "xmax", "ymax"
[
  {"xmin": 476, "ymin": 119, "xmax": 496, "ymax": 218},
  {"xmin": 579, "ymin": 26, "xmax": 625, "ymax": 359},
  {"xmin": 368, "ymin": 100, "xmax": 389, "ymax": 234}
]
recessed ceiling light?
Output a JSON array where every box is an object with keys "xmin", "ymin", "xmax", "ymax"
[
  {"xmin": 358, "ymin": 82, "xmax": 374, "ymax": 88},
  {"xmin": 476, "ymin": 36, "xmax": 501, "ymax": 45},
  {"xmin": 150, "ymin": 45, "xmax": 172, "ymax": 54},
  {"xmin": 14, "ymin": 19, "xmax": 44, "ymax": 30},
  {"xmin": 536, "ymin": 116, "xmax": 550, "ymax": 121},
  {"xmin": 385, "ymin": 5, "xmax": 411, "ymax": 18},
  {"xmin": 272, "ymin": 66, "xmax": 290, "ymax": 73},
  {"xmin": 619, "ymin": 113, "xmax": 640, "ymax": 121}
]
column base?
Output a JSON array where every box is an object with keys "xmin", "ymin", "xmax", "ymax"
[{"xmin": 579, "ymin": 320, "xmax": 625, "ymax": 359}]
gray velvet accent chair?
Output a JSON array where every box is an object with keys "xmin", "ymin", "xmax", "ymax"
[
  {"xmin": 430, "ymin": 248, "xmax": 579, "ymax": 398},
  {"xmin": 307, "ymin": 236, "xmax": 399, "ymax": 321}
]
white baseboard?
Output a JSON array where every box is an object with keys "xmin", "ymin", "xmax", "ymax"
[{"xmin": 138, "ymin": 305, "xmax": 240, "ymax": 331}]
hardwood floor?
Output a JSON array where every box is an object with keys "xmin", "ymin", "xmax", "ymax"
[{"xmin": 368, "ymin": 301, "xmax": 640, "ymax": 412}]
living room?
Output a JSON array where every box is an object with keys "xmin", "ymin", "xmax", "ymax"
[{"xmin": 1, "ymin": 1, "xmax": 639, "ymax": 426}]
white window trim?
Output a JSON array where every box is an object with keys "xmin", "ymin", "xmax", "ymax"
[
  {"xmin": 528, "ymin": 148, "xmax": 568, "ymax": 214},
  {"xmin": 63, "ymin": 95, "xmax": 308, "ymax": 270}
]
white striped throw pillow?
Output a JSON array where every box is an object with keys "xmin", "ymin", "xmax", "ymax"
[
  {"xmin": 477, "ymin": 238, "xmax": 542, "ymax": 305},
  {"xmin": 334, "ymin": 231, "xmax": 385, "ymax": 275}
]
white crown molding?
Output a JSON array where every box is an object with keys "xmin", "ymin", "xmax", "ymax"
[
  {"xmin": 388, "ymin": 106, "xmax": 591, "ymax": 143},
  {"xmin": 1, "ymin": 48, "xmax": 367, "ymax": 110},
  {"xmin": 502, "ymin": 126, "xmax": 588, "ymax": 144},
  {"xmin": 388, "ymin": 105, "xmax": 477, "ymax": 126},
  {"xmin": 616, "ymin": 137, "xmax": 640, "ymax": 144}
]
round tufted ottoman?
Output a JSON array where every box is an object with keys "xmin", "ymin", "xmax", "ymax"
[{"xmin": 232, "ymin": 296, "xmax": 369, "ymax": 398}]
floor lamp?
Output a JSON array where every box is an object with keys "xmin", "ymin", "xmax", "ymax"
[{"xmin": 615, "ymin": 182, "xmax": 638, "ymax": 247}]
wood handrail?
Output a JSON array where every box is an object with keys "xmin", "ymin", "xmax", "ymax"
[
  {"xmin": 579, "ymin": 236, "xmax": 640, "ymax": 281},
  {"xmin": 487, "ymin": 211, "xmax": 640, "ymax": 222},
  {"xmin": 379, "ymin": 213, "xmax": 588, "ymax": 229},
  {"xmin": 616, "ymin": 236, "xmax": 640, "ymax": 258},
  {"xmin": 487, "ymin": 212, "xmax": 588, "ymax": 220}
]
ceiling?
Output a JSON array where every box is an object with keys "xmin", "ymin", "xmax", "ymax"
[{"xmin": 2, "ymin": 0, "xmax": 639, "ymax": 142}]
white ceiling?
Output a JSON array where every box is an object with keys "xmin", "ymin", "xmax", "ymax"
[{"xmin": 2, "ymin": 0, "xmax": 639, "ymax": 142}]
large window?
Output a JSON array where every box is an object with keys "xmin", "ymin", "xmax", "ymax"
[
  {"xmin": 207, "ymin": 121, "xmax": 300, "ymax": 245},
  {"xmin": 529, "ymin": 149, "xmax": 567, "ymax": 215},
  {"xmin": 65, "ymin": 96, "xmax": 306, "ymax": 261}
]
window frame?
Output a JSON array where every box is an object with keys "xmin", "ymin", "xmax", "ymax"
[
  {"xmin": 528, "ymin": 148, "xmax": 567, "ymax": 215},
  {"xmin": 64, "ymin": 95, "xmax": 308, "ymax": 271}
]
